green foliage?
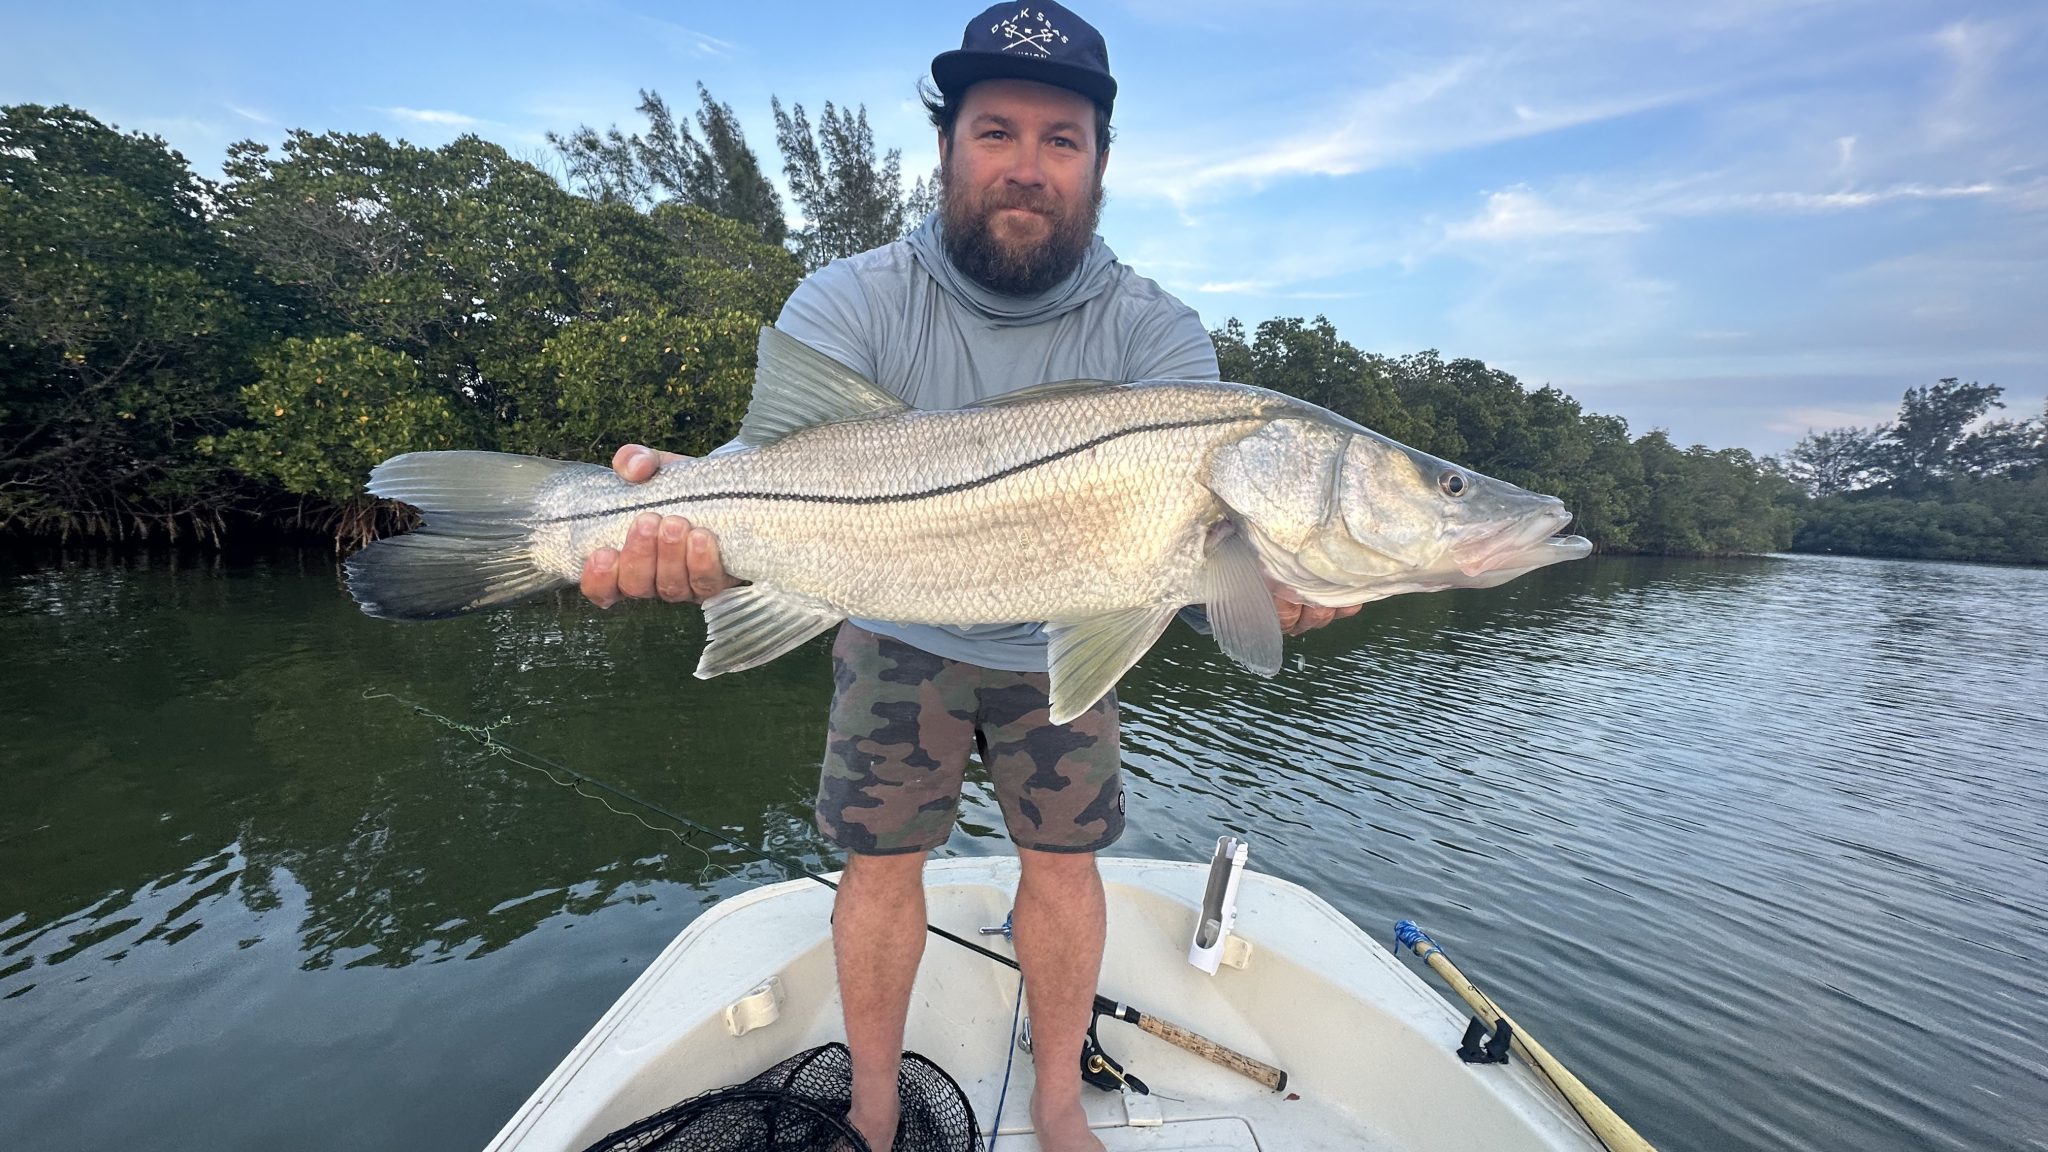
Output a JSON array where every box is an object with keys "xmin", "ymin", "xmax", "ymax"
[
  {"xmin": 549, "ymin": 85, "xmax": 786, "ymax": 248},
  {"xmin": 772, "ymin": 97, "xmax": 927, "ymax": 269},
  {"xmin": 208, "ymin": 130, "xmax": 797, "ymax": 534},
  {"xmin": 1880, "ymin": 377, "xmax": 2007, "ymax": 490},
  {"xmin": 1212, "ymin": 317, "xmax": 1803, "ymax": 558},
  {"xmin": 1796, "ymin": 475, "xmax": 2048, "ymax": 565},
  {"xmin": 216, "ymin": 334, "xmax": 470, "ymax": 502},
  {"xmin": 1211, "ymin": 316, "xmax": 1417, "ymax": 443},
  {"xmin": 640, "ymin": 203, "xmax": 804, "ymax": 320},
  {"xmin": 0, "ymin": 105, "xmax": 264, "ymax": 540},
  {"xmin": 518, "ymin": 309, "xmax": 761, "ymax": 460},
  {"xmin": 1782, "ymin": 381, "xmax": 2044, "ymax": 564},
  {"xmin": 220, "ymin": 131, "xmax": 584, "ymax": 350},
  {"xmin": 0, "ymin": 106, "xmax": 802, "ymax": 546},
  {"xmin": 1782, "ymin": 425, "xmax": 1883, "ymax": 497},
  {"xmin": 1632, "ymin": 436, "xmax": 1800, "ymax": 556},
  {"xmin": 1528, "ymin": 405, "xmax": 1646, "ymax": 551}
]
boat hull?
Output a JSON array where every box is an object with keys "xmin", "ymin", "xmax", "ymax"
[{"xmin": 485, "ymin": 858, "xmax": 1603, "ymax": 1151}]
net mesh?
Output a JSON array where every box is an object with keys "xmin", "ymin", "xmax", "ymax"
[{"xmin": 578, "ymin": 1042, "xmax": 984, "ymax": 1152}]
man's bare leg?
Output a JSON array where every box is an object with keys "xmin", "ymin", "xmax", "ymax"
[
  {"xmin": 835, "ymin": 850, "xmax": 929, "ymax": 1151},
  {"xmin": 1013, "ymin": 847, "xmax": 1108, "ymax": 1152}
]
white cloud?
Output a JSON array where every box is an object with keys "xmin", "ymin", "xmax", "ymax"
[
  {"xmin": 1768, "ymin": 402, "xmax": 1903, "ymax": 436},
  {"xmin": 1682, "ymin": 182, "xmax": 1999, "ymax": 213},
  {"xmin": 1927, "ymin": 18, "xmax": 2006, "ymax": 144},
  {"xmin": 616, "ymin": 8, "xmax": 735, "ymax": 57},
  {"xmin": 384, "ymin": 107, "xmax": 481, "ymax": 126},
  {"xmin": 1434, "ymin": 177, "xmax": 2004, "ymax": 255},
  {"xmin": 1116, "ymin": 59, "xmax": 1700, "ymax": 207},
  {"xmin": 225, "ymin": 104, "xmax": 274, "ymax": 125},
  {"xmin": 1446, "ymin": 185, "xmax": 1647, "ymax": 241}
]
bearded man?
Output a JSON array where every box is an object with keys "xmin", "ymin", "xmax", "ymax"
[{"xmin": 581, "ymin": 4, "xmax": 1352, "ymax": 1148}]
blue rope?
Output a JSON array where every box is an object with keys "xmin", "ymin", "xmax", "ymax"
[{"xmin": 1393, "ymin": 918, "xmax": 1442, "ymax": 962}]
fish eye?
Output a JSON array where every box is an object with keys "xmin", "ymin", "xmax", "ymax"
[{"xmin": 1438, "ymin": 470, "xmax": 1469, "ymax": 498}]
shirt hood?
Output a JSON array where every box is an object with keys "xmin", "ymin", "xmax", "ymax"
[{"xmin": 904, "ymin": 211, "xmax": 1119, "ymax": 328}]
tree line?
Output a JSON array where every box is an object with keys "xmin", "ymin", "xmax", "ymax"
[
  {"xmin": 1, "ymin": 91, "xmax": 912, "ymax": 543},
  {"xmin": 1779, "ymin": 381, "xmax": 2046, "ymax": 564},
  {"xmin": 2, "ymin": 97, "xmax": 2041, "ymax": 563}
]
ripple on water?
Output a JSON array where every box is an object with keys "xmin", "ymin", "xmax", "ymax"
[{"xmin": 3, "ymin": 551, "xmax": 2046, "ymax": 1152}]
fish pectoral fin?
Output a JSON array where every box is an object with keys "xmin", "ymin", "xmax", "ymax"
[
  {"xmin": 1199, "ymin": 526, "xmax": 1283, "ymax": 677},
  {"xmin": 1044, "ymin": 605, "xmax": 1179, "ymax": 726},
  {"xmin": 738, "ymin": 327, "xmax": 911, "ymax": 447},
  {"xmin": 694, "ymin": 585, "xmax": 843, "ymax": 678}
]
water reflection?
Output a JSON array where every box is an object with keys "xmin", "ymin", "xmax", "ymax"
[{"xmin": 3, "ymin": 550, "xmax": 2047, "ymax": 1152}]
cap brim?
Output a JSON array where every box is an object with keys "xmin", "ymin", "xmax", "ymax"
[{"xmin": 931, "ymin": 50, "xmax": 1116, "ymax": 116}]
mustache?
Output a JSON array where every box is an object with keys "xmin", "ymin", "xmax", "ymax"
[{"xmin": 980, "ymin": 187, "xmax": 1064, "ymax": 215}]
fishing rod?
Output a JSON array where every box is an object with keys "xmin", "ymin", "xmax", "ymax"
[{"xmin": 368, "ymin": 689, "xmax": 1290, "ymax": 1093}]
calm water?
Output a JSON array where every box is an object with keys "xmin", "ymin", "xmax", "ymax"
[{"xmin": 2, "ymin": 550, "xmax": 2044, "ymax": 1151}]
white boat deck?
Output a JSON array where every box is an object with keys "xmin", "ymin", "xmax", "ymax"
[{"xmin": 487, "ymin": 858, "xmax": 1603, "ymax": 1152}]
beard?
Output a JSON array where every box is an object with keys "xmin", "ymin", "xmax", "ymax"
[{"xmin": 939, "ymin": 162, "xmax": 1105, "ymax": 297}]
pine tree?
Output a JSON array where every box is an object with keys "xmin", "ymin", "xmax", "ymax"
[
  {"xmin": 772, "ymin": 97, "xmax": 921, "ymax": 269},
  {"xmin": 549, "ymin": 85, "xmax": 785, "ymax": 247}
]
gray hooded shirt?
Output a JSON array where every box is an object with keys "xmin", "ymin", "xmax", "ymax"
[{"xmin": 771, "ymin": 213, "xmax": 1219, "ymax": 672}]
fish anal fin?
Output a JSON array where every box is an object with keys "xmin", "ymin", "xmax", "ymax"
[
  {"xmin": 1200, "ymin": 525, "xmax": 1283, "ymax": 676},
  {"xmin": 739, "ymin": 327, "xmax": 911, "ymax": 447},
  {"xmin": 1044, "ymin": 605, "xmax": 1179, "ymax": 725},
  {"xmin": 695, "ymin": 584, "xmax": 844, "ymax": 677}
]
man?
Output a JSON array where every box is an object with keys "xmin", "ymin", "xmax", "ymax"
[{"xmin": 582, "ymin": 5, "xmax": 1355, "ymax": 1148}]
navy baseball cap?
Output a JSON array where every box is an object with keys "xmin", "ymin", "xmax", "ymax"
[{"xmin": 931, "ymin": 3, "xmax": 1117, "ymax": 117}]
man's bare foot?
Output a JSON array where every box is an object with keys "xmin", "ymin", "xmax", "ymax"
[
  {"xmin": 1030, "ymin": 1092, "xmax": 1105, "ymax": 1152},
  {"xmin": 846, "ymin": 1097, "xmax": 898, "ymax": 1152}
]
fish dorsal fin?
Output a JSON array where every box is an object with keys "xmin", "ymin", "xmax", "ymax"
[
  {"xmin": 1043, "ymin": 604, "xmax": 1179, "ymax": 724},
  {"xmin": 1198, "ymin": 524, "xmax": 1284, "ymax": 677},
  {"xmin": 739, "ymin": 327, "xmax": 911, "ymax": 447},
  {"xmin": 693, "ymin": 584, "xmax": 844, "ymax": 678},
  {"xmin": 967, "ymin": 378, "xmax": 1119, "ymax": 409}
]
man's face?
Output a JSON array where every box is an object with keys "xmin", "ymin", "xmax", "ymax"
[{"xmin": 938, "ymin": 77, "xmax": 1109, "ymax": 296}]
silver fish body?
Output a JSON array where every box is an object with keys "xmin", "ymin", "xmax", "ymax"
[
  {"xmin": 348, "ymin": 327, "xmax": 1591, "ymax": 721},
  {"xmin": 530, "ymin": 382, "xmax": 1275, "ymax": 622}
]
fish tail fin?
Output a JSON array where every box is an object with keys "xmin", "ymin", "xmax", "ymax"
[{"xmin": 345, "ymin": 451, "xmax": 594, "ymax": 621}]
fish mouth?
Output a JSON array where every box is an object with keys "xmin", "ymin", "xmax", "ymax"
[{"xmin": 1449, "ymin": 505, "xmax": 1578, "ymax": 577}]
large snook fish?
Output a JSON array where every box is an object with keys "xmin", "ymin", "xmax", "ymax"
[{"xmin": 346, "ymin": 327, "xmax": 1591, "ymax": 722}]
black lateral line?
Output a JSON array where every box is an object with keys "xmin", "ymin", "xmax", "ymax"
[{"xmin": 538, "ymin": 415, "xmax": 1248, "ymax": 525}]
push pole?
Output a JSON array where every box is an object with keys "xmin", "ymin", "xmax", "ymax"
[{"xmin": 1394, "ymin": 921, "xmax": 1656, "ymax": 1152}]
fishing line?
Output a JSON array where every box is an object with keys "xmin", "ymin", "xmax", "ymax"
[
  {"xmin": 366, "ymin": 687, "xmax": 1293, "ymax": 1098},
  {"xmin": 360, "ymin": 689, "xmax": 734, "ymax": 882},
  {"xmin": 362, "ymin": 687, "xmax": 1030, "ymax": 974}
]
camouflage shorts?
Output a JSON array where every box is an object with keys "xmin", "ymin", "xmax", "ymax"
[{"xmin": 815, "ymin": 624, "xmax": 1125, "ymax": 856}]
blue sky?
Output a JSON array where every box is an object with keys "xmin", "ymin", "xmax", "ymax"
[{"xmin": 4, "ymin": 0, "xmax": 2043, "ymax": 454}]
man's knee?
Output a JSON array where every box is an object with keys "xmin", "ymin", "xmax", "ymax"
[
  {"xmin": 1016, "ymin": 846, "xmax": 1099, "ymax": 884},
  {"xmin": 842, "ymin": 848, "xmax": 930, "ymax": 892}
]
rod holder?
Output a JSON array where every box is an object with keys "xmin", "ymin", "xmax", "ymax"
[{"xmin": 1189, "ymin": 835, "xmax": 1249, "ymax": 975}]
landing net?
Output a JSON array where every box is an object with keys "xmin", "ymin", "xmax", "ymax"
[{"xmin": 577, "ymin": 1042, "xmax": 983, "ymax": 1152}]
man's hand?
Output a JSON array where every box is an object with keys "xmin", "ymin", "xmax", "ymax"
[
  {"xmin": 580, "ymin": 444, "xmax": 741, "ymax": 608},
  {"xmin": 1274, "ymin": 597, "xmax": 1362, "ymax": 637}
]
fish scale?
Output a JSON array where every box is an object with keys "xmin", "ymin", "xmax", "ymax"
[{"xmin": 531, "ymin": 385, "xmax": 1275, "ymax": 625}]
